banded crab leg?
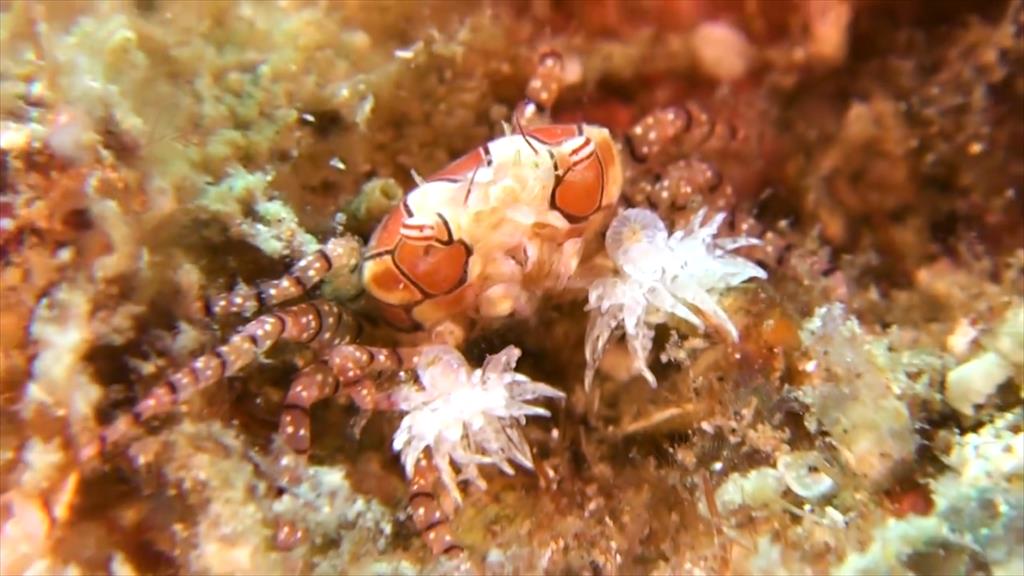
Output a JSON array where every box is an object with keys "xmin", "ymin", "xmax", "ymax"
[
  {"xmin": 272, "ymin": 361, "xmax": 340, "ymax": 486},
  {"xmin": 513, "ymin": 48, "xmax": 742, "ymax": 165},
  {"xmin": 277, "ymin": 343, "xmax": 476, "ymax": 558},
  {"xmin": 200, "ymin": 237, "xmax": 359, "ymax": 320},
  {"xmin": 408, "ymin": 450, "xmax": 464, "ymax": 557},
  {"xmin": 272, "ymin": 340, "xmax": 471, "ymax": 557},
  {"xmin": 624, "ymin": 103, "xmax": 743, "ymax": 165},
  {"xmin": 274, "ymin": 343, "xmax": 411, "ymax": 483},
  {"xmin": 277, "ymin": 436, "xmax": 467, "ymax": 557},
  {"xmin": 514, "ymin": 48, "xmax": 565, "ymax": 125},
  {"xmin": 91, "ymin": 300, "xmax": 358, "ymax": 457},
  {"xmin": 273, "ymin": 344, "xmax": 469, "ymax": 557}
]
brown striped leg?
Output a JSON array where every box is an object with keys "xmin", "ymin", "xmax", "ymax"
[
  {"xmin": 408, "ymin": 450, "xmax": 464, "ymax": 557},
  {"xmin": 327, "ymin": 344, "xmax": 416, "ymax": 426},
  {"xmin": 274, "ymin": 361, "xmax": 339, "ymax": 485},
  {"xmin": 270, "ymin": 357, "xmax": 414, "ymax": 552},
  {"xmin": 327, "ymin": 342, "xmax": 407, "ymax": 391},
  {"xmin": 202, "ymin": 237, "xmax": 358, "ymax": 319},
  {"xmin": 514, "ymin": 48, "xmax": 565, "ymax": 126},
  {"xmin": 273, "ymin": 344, "xmax": 409, "ymax": 484},
  {"xmin": 96, "ymin": 300, "xmax": 357, "ymax": 456},
  {"xmin": 625, "ymin": 103, "xmax": 742, "ymax": 164}
]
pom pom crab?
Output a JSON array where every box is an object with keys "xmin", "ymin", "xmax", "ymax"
[{"xmin": 89, "ymin": 49, "xmax": 765, "ymax": 558}]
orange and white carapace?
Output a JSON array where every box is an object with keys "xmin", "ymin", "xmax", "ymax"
[{"xmin": 362, "ymin": 123, "xmax": 623, "ymax": 334}]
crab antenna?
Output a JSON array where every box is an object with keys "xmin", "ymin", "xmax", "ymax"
[
  {"xmin": 463, "ymin": 163, "xmax": 482, "ymax": 205},
  {"xmin": 513, "ymin": 110, "xmax": 539, "ymax": 155}
]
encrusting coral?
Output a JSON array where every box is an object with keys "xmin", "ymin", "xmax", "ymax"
[
  {"xmin": 835, "ymin": 407, "xmax": 1024, "ymax": 575},
  {"xmin": 796, "ymin": 303, "xmax": 921, "ymax": 488}
]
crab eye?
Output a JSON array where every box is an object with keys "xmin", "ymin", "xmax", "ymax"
[{"xmin": 394, "ymin": 239, "xmax": 472, "ymax": 297}]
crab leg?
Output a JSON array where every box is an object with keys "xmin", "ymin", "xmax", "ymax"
[
  {"xmin": 95, "ymin": 300, "xmax": 358, "ymax": 455},
  {"xmin": 274, "ymin": 342, "xmax": 422, "ymax": 479},
  {"xmin": 276, "ymin": 361, "xmax": 337, "ymax": 467},
  {"xmin": 625, "ymin": 103, "xmax": 742, "ymax": 164},
  {"xmin": 285, "ymin": 343, "xmax": 467, "ymax": 557},
  {"xmin": 201, "ymin": 237, "xmax": 358, "ymax": 319},
  {"xmin": 324, "ymin": 344, "xmax": 405, "ymax": 395},
  {"xmin": 408, "ymin": 450, "xmax": 464, "ymax": 557},
  {"xmin": 515, "ymin": 49, "xmax": 565, "ymax": 125}
]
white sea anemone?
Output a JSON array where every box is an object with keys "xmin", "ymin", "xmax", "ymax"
[
  {"xmin": 391, "ymin": 345, "xmax": 564, "ymax": 505},
  {"xmin": 585, "ymin": 207, "xmax": 766, "ymax": 389}
]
